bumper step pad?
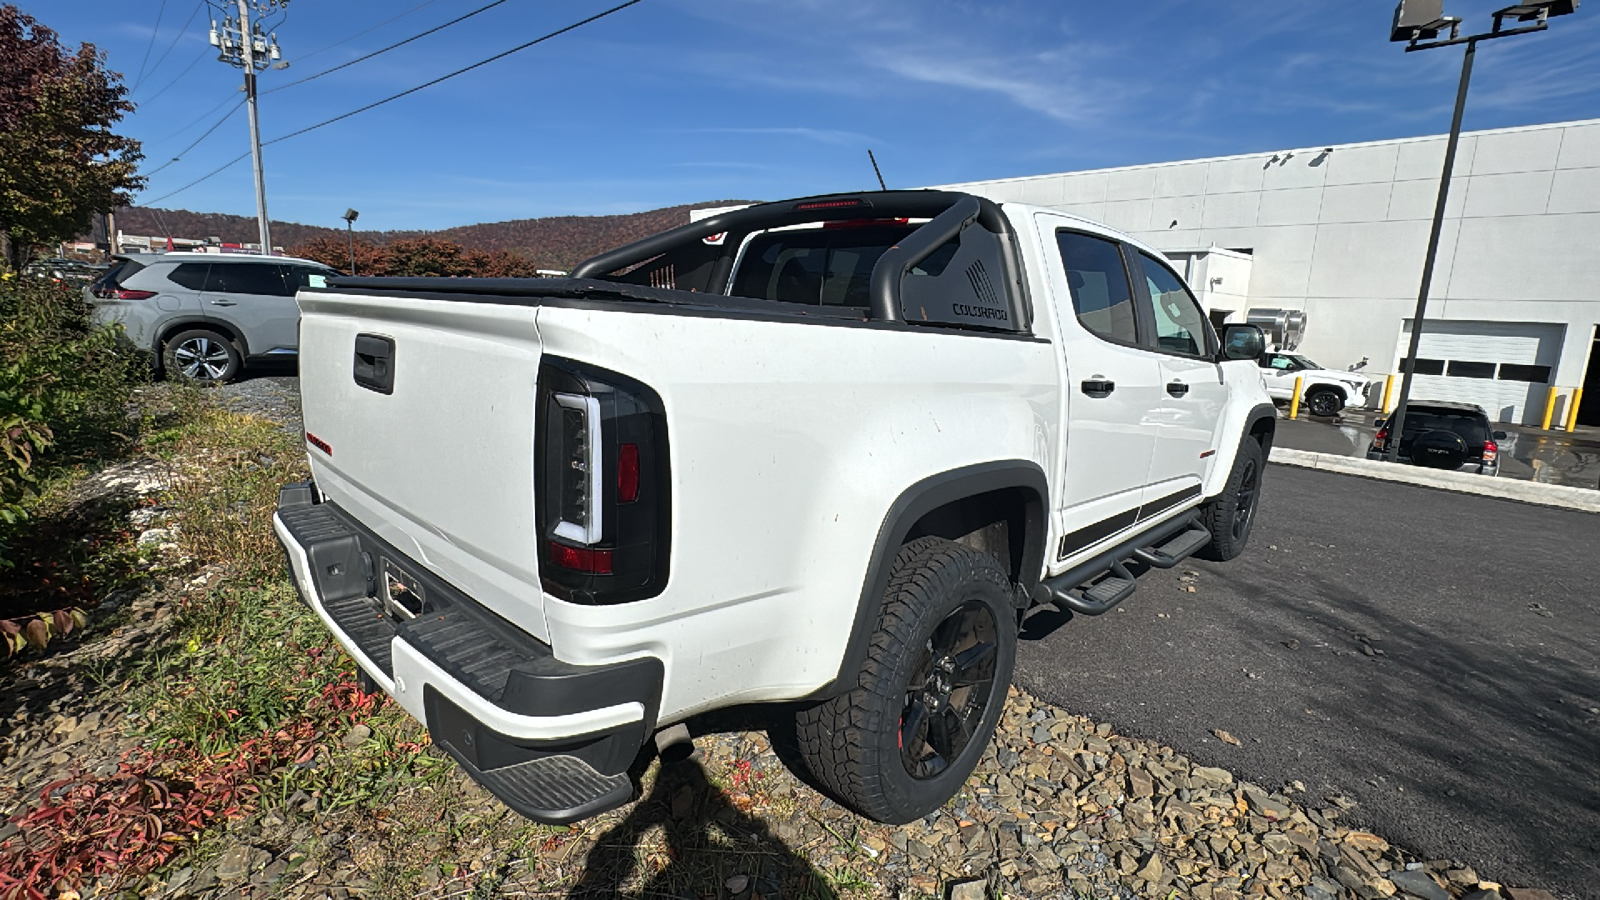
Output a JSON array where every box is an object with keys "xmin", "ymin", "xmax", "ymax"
[{"xmin": 461, "ymin": 753, "xmax": 633, "ymax": 826}]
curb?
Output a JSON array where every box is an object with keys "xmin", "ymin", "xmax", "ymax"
[{"xmin": 1268, "ymin": 447, "xmax": 1600, "ymax": 514}]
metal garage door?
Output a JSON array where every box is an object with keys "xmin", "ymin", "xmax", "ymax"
[{"xmin": 1394, "ymin": 320, "xmax": 1565, "ymax": 424}]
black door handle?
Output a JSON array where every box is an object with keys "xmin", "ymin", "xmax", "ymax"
[
  {"xmin": 353, "ymin": 334, "xmax": 395, "ymax": 395},
  {"xmin": 1166, "ymin": 381, "xmax": 1190, "ymax": 398},
  {"xmin": 1081, "ymin": 379, "xmax": 1115, "ymax": 398}
]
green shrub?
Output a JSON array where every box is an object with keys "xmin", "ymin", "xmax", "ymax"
[{"xmin": 0, "ymin": 271, "xmax": 142, "ymax": 560}]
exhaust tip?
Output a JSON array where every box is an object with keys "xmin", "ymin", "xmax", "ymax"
[{"xmin": 654, "ymin": 722, "xmax": 696, "ymax": 763}]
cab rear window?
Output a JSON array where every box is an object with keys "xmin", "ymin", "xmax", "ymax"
[{"xmin": 730, "ymin": 224, "xmax": 916, "ymax": 307}]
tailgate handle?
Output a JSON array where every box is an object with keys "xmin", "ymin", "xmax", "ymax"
[{"xmin": 353, "ymin": 334, "xmax": 395, "ymax": 395}]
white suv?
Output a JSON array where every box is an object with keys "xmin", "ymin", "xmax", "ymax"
[
  {"xmin": 275, "ymin": 191, "xmax": 1276, "ymax": 826},
  {"xmin": 1257, "ymin": 352, "xmax": 1371, "ymax": 417},
  {"xmin": 87, "ymin": 252, "xmax": 338, "ymax": 383}
]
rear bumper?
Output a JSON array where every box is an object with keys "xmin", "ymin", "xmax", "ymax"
[
  {"xmin": 1364, "ymin": 449, "xmax": 1499, "ymax": 476},
  {"xmin": 273, "ymin": 480, "xmax": 660, "ymax": 824}
]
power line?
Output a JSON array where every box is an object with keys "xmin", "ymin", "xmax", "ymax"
[
  {"xmin": 295, "ymin": 0, "xmax": 444, "ymax": 65},
  {"xmin": 143, "ymin": 99, "xmax": 245, "ymax": 177},
  {"xmin": 135, "ymin": 0, "xmax": 205, "ymax": 98},
  {"xmin": 139, "ymin": 45, "xmax": 211, "ymax": 108},
  {"xmin": 131, "ymin": 0, "xmax": 173, "ymax": 92},
  {"xmin": 140, "ymin": 0, "xmax": 646, "ymax": 206},
  {"xmin": 146, "ymin": 89, "xmax": 238, "ymax": 146},
  {"xmin": 265, "ymin": 0, "xmax": 510, "ymax": 95}
]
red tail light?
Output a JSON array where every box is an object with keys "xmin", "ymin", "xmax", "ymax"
[
  {"xmin": 1374, "ymin": 427, "xmax": 1389, "ymax": 450},
  {"xmin": 1483, "ymin": 439, "xmax": 1498, "ymax": 463},
  {"xmin": 549, "ymin": 541, "xmax": 613, "ymax": 574},
  {"xmin": 537, "ymin": 358, "xmax": 670, "ymax": 605},
  {"xmin": 618, "ymin": 443, "xmax": 639, "ymax": 503},
  {"xmin": 795, "ymin": 198, "xmax": 867, "ymax": 211},
  {"xmin": 111, "ymin": 288, "xmax": 157, "ymax": 300}
]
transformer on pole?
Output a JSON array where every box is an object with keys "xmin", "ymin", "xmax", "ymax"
[{"xmin": 210, "ymin": 0, "xmax": 288, "ymax": 256}]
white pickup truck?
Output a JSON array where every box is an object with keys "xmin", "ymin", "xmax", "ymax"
[{"xmin": 273, "ymin": 191, "xmax": 1276, "ymax": 826}]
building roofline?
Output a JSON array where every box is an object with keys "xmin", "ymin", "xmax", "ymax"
[{"xmin": 935, "ymin": 117, "xmax": 1600, "ymax": 190}]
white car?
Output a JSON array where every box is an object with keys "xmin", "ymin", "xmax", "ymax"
[
  {"xmin": 1257, "ymin": 352, "xmax": 1370, "ymax": 417},
  {"xmin": 274, "ymin": 190, "xmax": 1276, "ymax": 827}
]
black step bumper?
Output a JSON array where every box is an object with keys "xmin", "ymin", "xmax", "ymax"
[{"xmin": 273, "ymin": 481, "xmax": 661, "ymax": 824}]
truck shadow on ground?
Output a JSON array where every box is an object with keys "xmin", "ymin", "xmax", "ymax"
[{"xmin": 567, "ymin": 750, "xmax": 840, "ymax": 900}]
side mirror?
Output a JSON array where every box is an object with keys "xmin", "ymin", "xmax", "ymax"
[
  {"xmin": 1219, "ymin": 324, "xmax": 1266, "ymax": 362},
  {"xmin": 1492, "ymin": 430, "xmax": 1508, "ymax": 440}
]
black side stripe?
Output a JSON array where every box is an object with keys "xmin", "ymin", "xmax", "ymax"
[
  {"xmin": 1137, "ymin": 485, "xmax": 1201, "ymax": 521},
  {"xmin": 1056, "ymin": 485, "xmax": 1203, "ymax": 560}
]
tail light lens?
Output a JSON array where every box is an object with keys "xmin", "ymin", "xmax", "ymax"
[
  {"xmin": 1483, "ymin": 438, "xmax": 1498, "ymax": 463},
  {"xmin": 1374, "ymin": 427, "xmax": 1389, "ymax": 450},
  {"xmin": 536, "ymin": 357, "xmax": 670, "ymax": 604},
  {"xmin": 99, "ymin": 288, "xmax": 156, "ymax": 300}
]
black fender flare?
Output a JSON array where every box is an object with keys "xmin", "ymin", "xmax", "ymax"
[
  {"xmin": 808, "ymin": 459, "xmax": 1048, "ymax": 700},
  {"xmin": 1246, "ymin": 402, "xmax": 1277, "ymax": 455}
]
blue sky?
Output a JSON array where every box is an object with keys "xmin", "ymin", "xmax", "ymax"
[{"xmin": 46, "ymin": 0, "xmax": 1600, "ymax": 231}]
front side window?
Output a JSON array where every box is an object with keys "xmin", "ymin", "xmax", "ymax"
[
  {"xmin": 206, "ymin": 262, "xmax": 292, "ymax": 297},
  {"xmin": 1136, "ymin": 252, "xmax": 1209, "ymax": 357},
  {"xmin": 1055, "ymin": 231, "xmax": 1137, "ymax": 344}
]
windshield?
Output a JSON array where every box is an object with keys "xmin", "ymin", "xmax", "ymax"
[{"xmin": 1287, "ymin": 354, "xmax": 1321, "ymax": 370}]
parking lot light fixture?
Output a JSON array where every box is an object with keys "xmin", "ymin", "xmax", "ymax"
[
  {"xmin": 341, "ymin": 208, "xmax": 359, "ymax": 275},
  {"xmin": 1382, "ymin": 0, "xmax": 1579, "ymax": 462}
]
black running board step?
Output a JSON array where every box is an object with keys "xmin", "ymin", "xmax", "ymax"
[
  {"xmin": 1051, "ymin": 561, "xmax": 1137, "ymax": 616},
  {"xmin": 463, "ymin": 752, "xmax": 633, "ymax": 825},
  {"xmin": 1131, "ymin": 526, "xmax": 1211, "ymax": 569}
]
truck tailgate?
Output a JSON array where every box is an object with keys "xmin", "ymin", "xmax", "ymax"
[{"xmin": 295, "ymin": 290, "xmax": 548, "ymax": 640}]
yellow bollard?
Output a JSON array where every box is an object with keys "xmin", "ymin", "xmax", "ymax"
[
  {"xmin": 1382, "ymin": 374, "xmax": 1396, "ymax": 413},
  {"xmin": 1566, "ymin": 387, "xmax": 1584, "ymax": 432},
  {"xmin": 1542, "ymin": 386, "xmax": 1559, "ymax": 430},
  {"xmin": 1289, "ymin": 376, "xmax": 1303, "ymax": 419}
]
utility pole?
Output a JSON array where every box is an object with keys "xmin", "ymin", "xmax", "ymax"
[{"xmin": 210, "ymin": 1, "xmax": 287, "ymax": 256}]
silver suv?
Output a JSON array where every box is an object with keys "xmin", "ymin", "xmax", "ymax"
[{"xmin": 87, "ymin": 252, "xmax": 338, "ymax": 383}]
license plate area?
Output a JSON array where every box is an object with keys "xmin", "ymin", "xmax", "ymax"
[{"xmin": 381, "ymin": 559, "xmax": 426, "ymax": 620}]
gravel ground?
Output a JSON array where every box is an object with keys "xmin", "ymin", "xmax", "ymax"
[{"xmin": 214, "ymin": 370, "xmax": 301, "ymax": 433}]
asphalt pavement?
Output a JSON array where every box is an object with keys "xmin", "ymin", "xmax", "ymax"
[{"xmin": 1016, "ymin": 464, "xmax": 1600, "ymax": 899}]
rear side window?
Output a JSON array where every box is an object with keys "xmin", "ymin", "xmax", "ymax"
[
  {"xmin": 1136, "ymin": 252, "xmax": 1209, "ymax": 357},
  {"xmin": 94, "ymin": 259, "xmax": 146, "ymax": 290},
  {"xmin": 206, "ymin": 262, "xmax": 292, "ymax": 296},
  {"xmin": 1055, "ymin": 231, "xmax": 1137, "ymax": 344},
  {"xmin": 167, "ymin": 263, "xmax": 210, "ymax": 290}
]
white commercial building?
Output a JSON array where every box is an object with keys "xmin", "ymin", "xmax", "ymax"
[{"xmin": 938, "ymin": 118, "xmax": 1600, "ymax": 427}]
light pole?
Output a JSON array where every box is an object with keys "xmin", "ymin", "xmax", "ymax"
[
  {"xmin": 209, "ymin": 1, "xmax": 287, "ymax": 256},
  {"xmin": 342, "ymin": 208, "xmax": 359, "ymax": 275},
  {"xmin": 1383, "ymin": 0, "xmax": 1579, "ymax": 461}
]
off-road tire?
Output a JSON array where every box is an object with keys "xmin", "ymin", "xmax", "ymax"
[
  {"xmin": 792, "ymin": 536, "xmax": 1017, "ymax": 824},
  {"xmin": 1195, "ymin": 436, "xmax": 1265, "ymax": 562},
  {"xmin": 162, "ymin": 328, "xmax": 242, "ymax": 384},
  {"xmin": 1304, "ymin": 388, "xmax": 1343, "ymax": 418}
]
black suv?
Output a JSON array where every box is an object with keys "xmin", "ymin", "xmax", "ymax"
[{"xmin": 1366, "ymin": 401, "xmax": 1507, "ymax": 476}]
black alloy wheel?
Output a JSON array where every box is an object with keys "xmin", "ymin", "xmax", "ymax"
[
  {"xmin": 1305, "ymin": 389, "xmax": 1343, "ymax": 417},
  {"xmin": 1231, "ymin": 455, "xmax": 1260, "ymax": 541},
  {"xmin": 899, "ymin": 599, "xmax": 1000, "ymax": 780}
]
